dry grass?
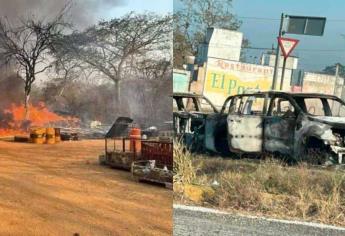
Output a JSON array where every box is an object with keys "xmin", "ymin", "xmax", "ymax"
[
  {"xmin": 174, "ymin": 144, "xmax": 345, "ymax": 227},
  {"xmin": 173, "ymin": 141, "xmax": 196, "ymax": 185}
]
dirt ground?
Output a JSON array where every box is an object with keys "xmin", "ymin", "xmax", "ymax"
[{"xmin": 0, "ymin": 139, "xmax": 172, "ymax": 236}]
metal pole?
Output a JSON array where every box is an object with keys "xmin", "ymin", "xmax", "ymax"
[
  {"xmin": 332, "ymin": 63, "xmax": 339, "ymax": 112},
  {"xmin": 280, "ymin": 57, "xmax": 287, "ymax": 90},
  {"xmin": 272, "ymin": 13, "xmax": 285, "ymax": 90},
  {"xmin": 333, "ymin": 63, "xmax": 339, "ymax": 96}
]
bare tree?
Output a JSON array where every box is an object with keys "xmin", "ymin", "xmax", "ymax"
[
  {"xmin": 0, "ymin": 8, "xmax": 69, "ymax": 119},
  {"xmin": 50, "ymin": 45, "xmax": 92, "ymax": 97},
  {"xmin": 174, "ymin": 0, "xmax": 244, "ymax": 66},
  {"xmin": 136, "ymin": 58, "xmax": 172, "ymax": 80},
  {"xmin": 66, "ymin": 12, "xmax": 172, "ymax": 108}
]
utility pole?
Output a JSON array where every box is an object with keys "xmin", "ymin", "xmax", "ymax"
[{"xmin": 271, "ymin": 13, "xmax": 285, "ymax": 90}]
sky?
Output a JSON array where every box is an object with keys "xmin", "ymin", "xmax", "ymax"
[
  {"xmin": 175, "ymin": 0, "xmax": 345, "ymax": 72},
  {"xmin": 0, "ymin": 0, "xmax": 172, "ymax": 28},
  {"xmin": 0, "ymin": 0, "xmax": 172, "ymax": 83},
  {"xmin": 2, "ymin": 0, "xmax": 342, "ymax": 72},
  {"xmin": 104, "ymin": 0, "xmax": 172, "ymax": 19}
]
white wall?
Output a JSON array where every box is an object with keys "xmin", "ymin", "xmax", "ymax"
[
  {"xmin": 197, "ymin": 28, "xmax": 243, "ymax": 64},
  {"xmin": 261, "ymin": 53, "xmax": 298, "ymax": 70}
]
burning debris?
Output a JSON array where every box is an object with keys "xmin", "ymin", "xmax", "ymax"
[
  {"xmin": 60, "ymin": 131, "xmax": 79, "ymax": 141},
  {"xmin": 0, "ymin": 101, "xmax": 80, "ymax": 145},
  {"xmin": 0, "ymin": 102, "xmax": 79, "ymax": 134},
  {"xmin": 0, "ymin": 1, "xmax": 173, "ymax": 234},
  {"xmin": 99, "ymin": 117, "xmax": 173, "ymax": 188}
]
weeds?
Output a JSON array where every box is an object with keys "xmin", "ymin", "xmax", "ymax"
[
  {"xmin": 173, "ymin": 141, "xmax": 196, "ymax": 185},
  {"xmin": 174, "ymin": 143, "xmax": 345, "ymax": 226}
]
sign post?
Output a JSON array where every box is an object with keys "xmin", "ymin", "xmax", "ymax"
[
  {"xmin": 271, "ymin": 13, "xmax": 285, "ymax": 90},
  {"xmin": 277, "ymin": 37, "xmax": 299, "ymax": 90},
  {"xmin": 271, "ymin": 14, "xmax": 326, "ymax": 90}
]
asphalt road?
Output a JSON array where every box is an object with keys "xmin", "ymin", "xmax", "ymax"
[{"xmin": 173, "ymin": 205, "xmax": 345, "ymax": 236}]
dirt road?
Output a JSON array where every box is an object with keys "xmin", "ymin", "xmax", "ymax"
[{"xmin": 0, "ymin": 139, "xmax": 172, "ymax": 236}]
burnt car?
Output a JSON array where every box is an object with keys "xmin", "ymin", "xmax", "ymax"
[
  {"xmin": 205, "ymin": 91, "xmax": 345, "ymax": 164},
  {"xmin": 173, "ymin": 92, "xmax": 218, "ymax": 151}
]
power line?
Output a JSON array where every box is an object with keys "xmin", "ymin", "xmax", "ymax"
[
  {"xmin": 199, "ymin": 42, "xmax": 345, "ymax": 52},
  {"xmin": 237, "ymin": 16, "xmax": 279, "ymax": 21},
  {"xmin": 198, "ymin": 43, "xmax": 345, "ymax": 53},
  {"xmin": 211, "ymin": 45, "xmax": 345, "ymax": 53},
  {"xmin": 237, "ymin": 16, "xmax": 345, "ymax": 22},
  {"xmin": 246, "ymin": 47, "xmax": 345, "ymax": 53}
]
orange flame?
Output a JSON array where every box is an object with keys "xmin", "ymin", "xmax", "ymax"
[{"xmin": 0, "ymin": 102, "xmax": 79, "ymax": 136}]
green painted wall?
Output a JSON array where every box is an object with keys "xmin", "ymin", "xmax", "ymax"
[{"xmin": 173, "ymin": 71, "xmax": 190, "ymax": 92}]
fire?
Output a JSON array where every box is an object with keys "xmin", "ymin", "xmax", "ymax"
[{"xmin": 0, "ymin": 102, "xmax": 79, "ymax": 136}]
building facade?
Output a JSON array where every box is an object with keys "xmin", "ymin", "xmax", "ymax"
[{"xmin": 174, "ymin": 27, "xmax": 344, "ymax": 108}]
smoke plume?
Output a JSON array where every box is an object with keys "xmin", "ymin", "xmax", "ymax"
[{"xmin": 0, "ymin": 0, "xmax": 126, "ymax": 28}]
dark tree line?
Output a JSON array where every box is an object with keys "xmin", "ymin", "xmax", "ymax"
[{"xmin": 322, "ymin": 63, "xmax": 345, "ymax": 78}]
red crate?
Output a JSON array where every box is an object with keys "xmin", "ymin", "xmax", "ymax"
[{"xmin": 141, "ymin": 141, "xmax": 173, "ymax": 167}]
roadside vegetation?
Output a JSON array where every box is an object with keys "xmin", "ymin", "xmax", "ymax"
[{"xmin": 174, "ymin": 143, "xmax": 345, "ymax": 227}]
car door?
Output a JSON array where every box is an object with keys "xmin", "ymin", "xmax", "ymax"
[
  {"xmin": 205, "ymin": 96, "xmax": 233, "ymax": 153},
  {"xmin": 173, "ymin": 96, "xmax": 199, "ymax": 135},
  {"xmin": 263, "ymin": 95, "xmax": 297, "ymax": 155},
  {"xmin": 227, "ymin": 94, "xmax": 267, "ymax": 153}
]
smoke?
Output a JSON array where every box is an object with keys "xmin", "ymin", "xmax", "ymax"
[
  {"xmin": 0, "ymin": 0, "xmax": 126, "ymax": 28},
  {"xmin": 0, "ymin": 65, "xmax": 24, "ymax": 130},
  {"xmin": 0, "ymin": 66, "xmax": 24, "ymax": 109}
]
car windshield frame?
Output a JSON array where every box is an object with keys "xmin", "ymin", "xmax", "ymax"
[
  {"xmin": 173, "ymin": 95, "xmax": 219, "ymax": 113},
  {"xmin": 293, "ymin": 95, "xmax": 345, "ymax": 117}
]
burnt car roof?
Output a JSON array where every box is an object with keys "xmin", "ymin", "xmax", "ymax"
[
  {"xmin": 172, "ymin": 92, "xmax": 219, "ymax": 113},
  {"xmin": 231, "ymin": 91, "xmax": 340, "ymax": 100}
]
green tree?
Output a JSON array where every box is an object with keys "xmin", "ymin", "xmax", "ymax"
[{"xmin": 322, "ymin": 63, "xmax": 345, "ymax": 77}]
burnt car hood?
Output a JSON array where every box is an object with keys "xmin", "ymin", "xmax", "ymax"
[{"xmin": 309, "ymin": 116, "xmax": 345, "ymax": 128}]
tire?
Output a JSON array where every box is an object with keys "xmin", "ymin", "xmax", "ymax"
[{"xmin": 300, "ymin": 147, "xmax": 336, "ymax": 166}]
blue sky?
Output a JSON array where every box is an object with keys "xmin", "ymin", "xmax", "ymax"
[{"xmin": 175, "ymin": 0, "xmax": 345, "ymax": 72}]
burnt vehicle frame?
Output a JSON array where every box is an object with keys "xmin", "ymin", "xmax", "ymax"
[
  {"xmin": 173, "ymin": 92, "xmax": 218, "ymax": 151},
  {"xmin": 205, "ymin": 91, "xmax": 345, "ymax": 164}
]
